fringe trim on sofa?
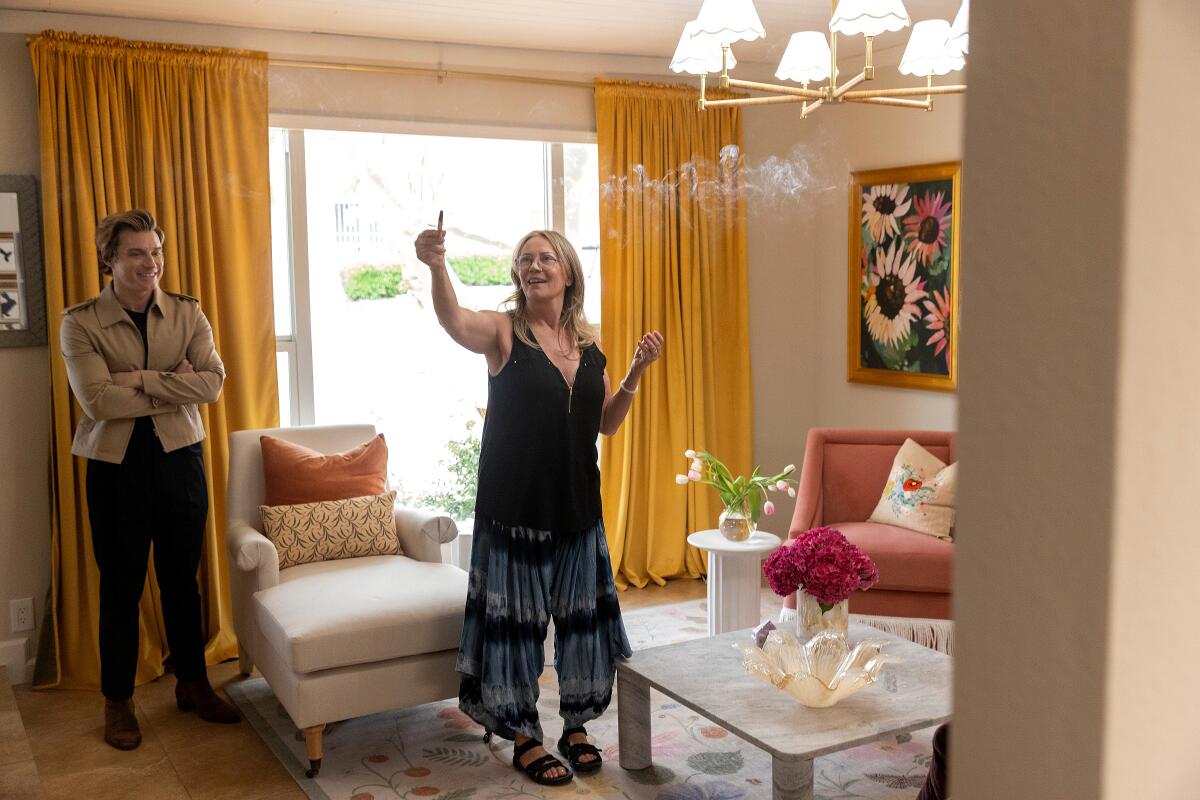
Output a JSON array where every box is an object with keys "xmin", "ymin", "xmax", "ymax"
[{"xmin": 849, "ymin": 614, "xmax": 954, "ymax": 656}]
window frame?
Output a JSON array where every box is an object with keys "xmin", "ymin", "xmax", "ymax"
[{"xmin": 270, "ymin": 117, "xmax": 597, "ymax": 427}]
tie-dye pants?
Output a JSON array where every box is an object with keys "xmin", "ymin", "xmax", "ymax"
[{"xmin": 456, "ymin": 516, "xmax": 632, "ymax": 743}]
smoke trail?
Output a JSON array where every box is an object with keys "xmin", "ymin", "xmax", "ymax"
[{"xmin": 597, "ymin": 141, "xmax": 848, "ymax": 229}]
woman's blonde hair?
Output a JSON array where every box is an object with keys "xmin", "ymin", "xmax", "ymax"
[{"xmin": 506, "ymin": 230, "xmax": 596, "ymax": 351}]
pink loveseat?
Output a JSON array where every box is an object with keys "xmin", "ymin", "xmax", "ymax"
[{"xmin": 783, "ymin": 428, "xmax": 955, "ymax": 620}]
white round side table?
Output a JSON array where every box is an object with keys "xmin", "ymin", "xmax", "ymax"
[{"xmin": 687, "ymin": 529, "xmax": 782, "ymax": 636}]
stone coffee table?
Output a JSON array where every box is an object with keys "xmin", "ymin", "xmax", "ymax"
[{"xmin": 616, "ymin": 623, "xmax": 952, "ymax": 800}]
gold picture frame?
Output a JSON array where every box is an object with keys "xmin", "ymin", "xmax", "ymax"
[{"xmin": 847, "ymin": 161, "xmax": 961, "ymax": 392}]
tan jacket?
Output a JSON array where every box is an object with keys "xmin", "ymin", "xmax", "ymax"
[{"xmin": 60, "ymin": 284, "xmax": 225, "ymax": 464}]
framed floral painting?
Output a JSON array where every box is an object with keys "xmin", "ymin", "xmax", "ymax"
[{"xmin": 848, "ymin": 161, "xmax": 960, "ymax": 392}]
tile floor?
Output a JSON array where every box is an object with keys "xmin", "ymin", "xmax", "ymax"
[
  {"xmin": 8, "ymin": 578, "xmax": 709, "ymax": 799},
  {"xmin": 0, "ymin": 663, "xmax": 38, "ymax": 799}
]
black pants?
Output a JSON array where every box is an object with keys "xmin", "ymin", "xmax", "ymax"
[{"xmin": 85, "ymin": 421, "xmax": 209, "ymax": 700}]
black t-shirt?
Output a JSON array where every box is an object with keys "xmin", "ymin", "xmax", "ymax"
[
  {"xmin": 126, "ymin": 307, "xmax": 150, "ymax": 364},
  {"xmin": 474, "ymin": 332, "xmax": 605, "ymax": 534},
  {"xmin": 126, "ymin": 306, "xmax": 154, "ymax": 433}
]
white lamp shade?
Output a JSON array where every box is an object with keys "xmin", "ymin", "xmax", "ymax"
[
  {"xmin": 693, "ymin": 0, "xmax": 766, "ymax": 45},
  {"xmin": 775, "ymin": 31, "xmax": 837, "ymax": 83},
  {"xmin": 670, "ymin": 19, "xmax": 738, "ymax": 75},
  {"xmin": 829, "ymin": 0, "xmax": 910, "ymax": 37},
  {"xmin": 947, "ymin": 0, "xmax": 969, "ymax": 55},
  {"xmin": 898, "ymin": 19, "xmax": 965, "ymax": 76}
]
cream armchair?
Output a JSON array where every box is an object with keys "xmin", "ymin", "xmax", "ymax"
[{"xmin": 226, "ymin": 424, "xmax": 468, "ymax": 778}]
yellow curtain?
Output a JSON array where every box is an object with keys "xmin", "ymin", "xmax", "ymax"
[
  {"xmin": 595, "ymin": 80, "xmax": 752, "ymax": 590},
  {"xmin": 29, "ymin": 31, "xmax": 277, "ymax": 689}
]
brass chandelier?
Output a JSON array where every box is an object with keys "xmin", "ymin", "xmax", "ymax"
[{"xmin": 670, "ymin": 0, "xmax": 969, "ymax": 117}]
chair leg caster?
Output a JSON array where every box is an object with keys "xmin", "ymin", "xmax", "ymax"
[{"xmin": 305, "ymin": 758, "xmax": 321, "ymax": 778}]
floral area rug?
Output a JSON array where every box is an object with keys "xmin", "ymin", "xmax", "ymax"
[{"xmin": 226, "ymin": 598, "xmax": 938, "ymax": 800}]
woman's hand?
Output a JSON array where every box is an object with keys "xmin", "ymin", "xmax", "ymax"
[
  {"xmin": 628, "ymin": 331, "xmax": 664, "ymax": 381},
  {"xmin": 174, "ymin": 358, "xmax": 194, "ymax": 374},
  {"xmin": 602, "ymin": 330, "xmax": 664, "ymax": 434},
  {"xmin": 414, "ymin": 229, "xmax": 448, "ymax": 271}
]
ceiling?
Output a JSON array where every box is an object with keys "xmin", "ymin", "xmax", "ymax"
[{"xmin": 7, "ymin": 0, "xmax": 965, "ymax": 63}]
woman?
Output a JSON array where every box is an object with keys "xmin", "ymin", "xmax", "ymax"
[
  {"xmin": 60, "ymin": 209, "xmax": 240, "ymax": 751},
  {"xmin": 414, "ymin": 226, "xmax": 662, "ymax": 785}
]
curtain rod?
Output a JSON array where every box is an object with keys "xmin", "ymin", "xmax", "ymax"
[
  {"xmin": 269, "ymin": 58, "xmax": 594, "ymax": 90},
  {"xmin": 21, "ymin": 34, "xmax": 592, "ymax": 90}
]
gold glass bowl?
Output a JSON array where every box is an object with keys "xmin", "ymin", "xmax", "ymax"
[{"xmin": 736, "ymin": 629, "xmax": 894, "ymax": 708}]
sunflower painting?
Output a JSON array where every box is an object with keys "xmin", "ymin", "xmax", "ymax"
[{"xmin": 848, "ymin": 162, "xmax": 960, "ymax": 392}]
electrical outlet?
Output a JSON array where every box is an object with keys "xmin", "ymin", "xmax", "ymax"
[{"xmin": 10, "ymin": 598, "xmax": 34, "ymax": 633}]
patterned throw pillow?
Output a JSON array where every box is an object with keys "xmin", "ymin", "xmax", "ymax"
[
  {"xmin": 868, "ymin": 439, "xmax": 957, "ymax": 539},
  {"xmin": 259, "ymin": 490, "xmax": 402, "ymax": 570}
]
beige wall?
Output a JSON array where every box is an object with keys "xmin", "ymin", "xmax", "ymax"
[
  {"xmin": 809, "ymin": 72, "xmax": 961, "ymax": 432},
  {"xmin": 955, "ymin": 0, "xmax": 1200, "ymax": 797},
  {"xmin": 746, "ymin": 51, "xmax": 961, "ymax": 527},
  {"xmin": 1105, "ymin": 0, "xmax": 1200, "ymax": 795},
  {"xmin": 0, "ymin": 32, "xmax": 51, "ymax": 672}
]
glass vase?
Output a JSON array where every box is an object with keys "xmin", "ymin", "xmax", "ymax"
[
  {"xmin": 797, "ymin": 591, "xmax": 849, "ymax": 641},
  {"xmin": 718, "ymin": 503, "xmax": 756, "ymax": 542}
]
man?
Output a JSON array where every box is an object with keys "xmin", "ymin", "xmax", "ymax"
[{"xmin": 60, "ymin": 209, "xmax": 239, "ymax": 750}]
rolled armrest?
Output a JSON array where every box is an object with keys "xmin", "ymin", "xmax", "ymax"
[
  {"xmin": 393, "ymin": 505, "xmax": 457, "ymax": 564},
  {"xmin": 226, "ymin": 522, "xmax": 281, "ymax": 590}
]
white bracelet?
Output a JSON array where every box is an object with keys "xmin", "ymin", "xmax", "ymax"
[{"xmin": 619, "ymin": 379, "xmax": 638, "ymax": 395}]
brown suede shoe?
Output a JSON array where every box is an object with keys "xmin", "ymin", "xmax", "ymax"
[
  {"xmin": 175, "ymin": 679, "xmax": 241, "ymax": 724},
  {"xmin": 104, "ymin": 698, "xmax": 142, "ymax": 750}
]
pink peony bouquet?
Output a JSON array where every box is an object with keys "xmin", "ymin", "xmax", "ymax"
[{"xmin": 762, "ymin": 526, "xmax": 880, "ymax": 610}]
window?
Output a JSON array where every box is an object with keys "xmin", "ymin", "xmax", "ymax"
[{"xmin": 270, "ymin": 127, "xmax": 600, "ymax": 511}]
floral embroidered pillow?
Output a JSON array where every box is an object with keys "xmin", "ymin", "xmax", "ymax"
[
  {"xmin": 259, "ymin": 491, "xmax": 402, "ymax": 570},
  {"xmin": 868, "ymin": 439, "xmax": 957, "ymax": 539}
]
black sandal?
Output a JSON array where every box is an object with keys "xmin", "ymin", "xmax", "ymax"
[
  {"xmin": 512, "ymin": 737, "xmax": 573, "ymax": 786},
  {"xmin": 557, "ymin": 726, "xmax": 603, "ymax": 773}
]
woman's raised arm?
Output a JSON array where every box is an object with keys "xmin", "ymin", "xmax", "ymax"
[{"xmin": 414, "ymin": 229, "xmax": 506, "ymax": 360}]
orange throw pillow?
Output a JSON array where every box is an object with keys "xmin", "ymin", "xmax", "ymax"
[{"xmin": 261, "ymin": 433, "xmax": 388, "ymax": 507}]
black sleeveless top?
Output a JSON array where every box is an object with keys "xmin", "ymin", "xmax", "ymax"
[{"xmin": 474, "ymin": 331, "xmax": 606, "ymax": 534}]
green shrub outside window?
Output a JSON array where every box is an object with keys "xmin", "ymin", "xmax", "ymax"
[
  {"xmin": 342, "ymin": 264, "xmax": 410, "ymax": 301},
  {"xmin": 408, "ymin": 425, "xmax": 481, "ymax": 520},
  {"xmin": 449, "ymin": 255, "xmax": 511, "ymax": 286}
]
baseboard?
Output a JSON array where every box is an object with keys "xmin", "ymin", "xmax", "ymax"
[{"xmin": 0, "ymin": 637, "xmax": 34, "ymax": 685}]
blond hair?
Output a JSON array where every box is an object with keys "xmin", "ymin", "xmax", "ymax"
[
  {"xmin": 95, "ymin": 209, "xmax": 164, "ymax": 275},
  {"xmin": 506, "ymin": 230, "xmax": 597, "ymax": 350}
]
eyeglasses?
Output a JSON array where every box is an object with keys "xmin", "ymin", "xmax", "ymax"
[{"xmin": 516, "ymin": 252, "xmax": 560, "ymax": 269}]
